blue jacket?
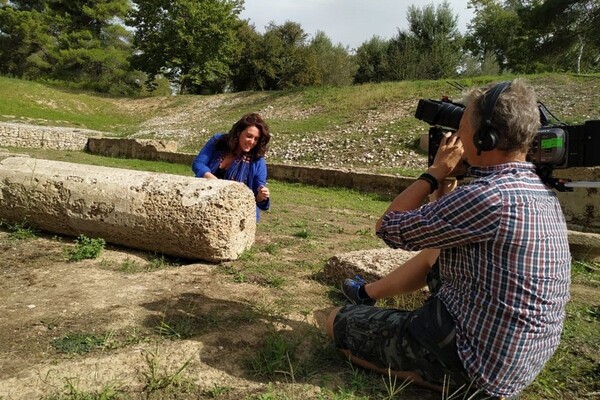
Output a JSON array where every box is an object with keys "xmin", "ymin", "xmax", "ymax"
[{"xmin": 192, "ymin": 133, "xmax": 270, "ymax": 221}]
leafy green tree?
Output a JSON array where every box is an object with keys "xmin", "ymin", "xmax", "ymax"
[
  {"xmin": 465, "ymin": 0, "xmax": 600, "ymax": 73},
  {"xmin": 525, "ymin": 0, "xmax": 600, "ymax": 73},
  {"xmin": 230, "ymin": 23, "xmax": 287, "ymax": 91},
  {"xmin": 229, "ymin": 20, "xmax": 265, "ymax": 91},
  {"xmin": 466, "ymin": 0, "xmax": 536, "ymax": 73},
  {"xmin": 354, "ymin": 36, "xmax": 390, "ymax": 84},
  {"xmin": 0, "ymin": 6, "xmax": 56, "ymax": 78},
  {"xmin": 384, "ymin": 32, "xmax": 422, "ymax": 81},
  {"xmin": 401, "ymin": 1, "xmax": 463, "ymax": 79},
  {"xmin": 53, "ymin": 0, "xmax": 135, "ymax": 94},
  {"xmin": 308, "ymin": 31, "xmax": 357, "ymax": 86},
  {"xmin": 6, "ymin": 0, "xmax": 47, "ymax": 12},
  {"xmin": 0, "ymin": 0, "xmax": 140, "ymax": 95},
  {"xmin": 461, "ymin": 50, "xmax": 501, "ymax": 77},
  {"xmin": 261, "ymin": 21, "xmax": 316, "ymax": 89},
  {"xmin": 354, "ymin": 1, "xmax": 462, "ymax": 83},
  {"xmin": 231, "ymin": 20, "xmax": 329, "ymax": 91},
  {"xmin": 128, "ymin": 0, "xmax": 243, "ymax": 94}
]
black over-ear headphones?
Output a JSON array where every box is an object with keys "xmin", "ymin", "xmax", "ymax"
[{"xmin": 474, "ymin": 81, "xmax": 511, "ymax": 153}]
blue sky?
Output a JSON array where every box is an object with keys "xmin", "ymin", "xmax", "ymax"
[{"xmin": 240, "ymin": 0, "xmax": 475, "ymax": 50}]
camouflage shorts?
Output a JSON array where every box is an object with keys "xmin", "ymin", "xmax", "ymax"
[
  {"xmin": 332, "ymin": 295, "xmax": 470, "ymax": 389},
  {"xmin": 333, "ymin": 260, "xmax": 515, "ymax": 400}
]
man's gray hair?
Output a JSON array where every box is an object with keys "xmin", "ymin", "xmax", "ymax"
[{"xmin": 464, "ymin": 79, "xmax": 541, "ymax": 153}]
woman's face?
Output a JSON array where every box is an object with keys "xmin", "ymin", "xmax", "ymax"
[{"xmin": 237, "ymin": 125, "xmax": 261, "ymax": 153}]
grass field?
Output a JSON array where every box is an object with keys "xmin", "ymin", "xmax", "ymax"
[{"xmin": 0, "ymin": 74, "xmax": 599, "ymax": 399}]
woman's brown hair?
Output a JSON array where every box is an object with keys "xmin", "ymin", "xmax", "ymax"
[{"xmin": 216, "ymin": 113, "xmax": 270, "ymax": 159}]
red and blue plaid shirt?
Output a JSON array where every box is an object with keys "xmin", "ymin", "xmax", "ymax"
[{"xmin": 377, "ymin": 162, "xmax": 571, "ymax": 397}]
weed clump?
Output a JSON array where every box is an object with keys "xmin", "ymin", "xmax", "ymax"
[
  {"xmin": 51, "ymin": 333, "xmax": 107, "ymax": 354},
  {"xmin": 67, "ymin": 234, "xmax": 106, "ymax": 262},
  {"xmin": 1, "ymin": 219, "xmax": 38, "ymax": 240}
]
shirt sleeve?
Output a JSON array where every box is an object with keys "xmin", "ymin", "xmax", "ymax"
[
  {"xmin": 377, "ymin": 182, "xmax": 502, "ymax": 251},
  {"xmin": 252, "ymin": 158, "xmax": 270, "ymax": 211},
  {"xmin": 192, "ymin": 134, "xmax": 220, "ymax": 177}
]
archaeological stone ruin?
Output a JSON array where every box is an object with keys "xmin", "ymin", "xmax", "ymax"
[{"xmin": 0, "ymin": 156, "xmax": 256, "ymax": 262}]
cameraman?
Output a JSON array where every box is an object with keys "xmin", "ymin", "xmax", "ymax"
[{"xmin": 326, "ymin": 79, "xmax": 571, "ymax": 399}]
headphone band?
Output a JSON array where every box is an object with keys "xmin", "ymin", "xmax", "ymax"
[
  {"xmin": 481, "ymin": 81, "xmax": 511, "ymax": 128},
  {"xmin": 474, "ymin": 81, "xmax": 511, "ymax": 154}
]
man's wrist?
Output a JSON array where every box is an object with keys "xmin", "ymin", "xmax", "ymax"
[
  {"xmin": 418, "ymin": 172, "xmax": 439, "ymax": 194},
  {"xmin": 425, "ymin": 166, "xmax": 447, "ymax": 182}
]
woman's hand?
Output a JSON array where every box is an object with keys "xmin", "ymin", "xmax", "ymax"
[{"xmin": 257, "ymin": 185, "xmax": 269, "ymax": 202}]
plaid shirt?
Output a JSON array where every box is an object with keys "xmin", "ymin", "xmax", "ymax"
[{"xmin": 377, "ymin": 162, "xmax": 571, "ymax": 397}]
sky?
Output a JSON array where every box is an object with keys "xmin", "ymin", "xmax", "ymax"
[{"xmin": 239, "ymin": 0, "xmax": 474, "ymax": 50}]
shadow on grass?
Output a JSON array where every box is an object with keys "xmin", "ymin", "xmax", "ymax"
[{"xmin": 141, "ymin": 292, "xmax": 331, "ymax": 381}]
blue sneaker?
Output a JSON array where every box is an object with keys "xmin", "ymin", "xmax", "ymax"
[{"xmin": 341, "ymin": 275, "xmax": 376, "ymax": 306}]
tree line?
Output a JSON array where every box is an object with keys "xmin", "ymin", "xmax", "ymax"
[{"xmin": 0, "ymin": 0, "xmax": 598, "ymax": 96}]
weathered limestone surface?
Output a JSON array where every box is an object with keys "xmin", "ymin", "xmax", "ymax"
[
  {"xmin": 87, "ymin": 138, "xmax": 178, "ymax": 160},
  {"xmin": 554, "ymin": 168, "xmax": 600, "ymax": 232},
  {"xmin": 324, "ymin": 247, "xmax": 418, "ymax": 284},
  {"xmin": 568, "ymin": 230, "xmax": 600, "ymax": 262},
  {"xmin": 0, "ymin": 122, "xmax": 95, "ymax": 151},
  {"xmin": 0, "ymin": 156, "xmax": 255, "ymax": 262}
]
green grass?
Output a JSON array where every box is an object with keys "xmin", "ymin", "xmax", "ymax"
[
  {"xmin": 140, "ymin": 349, "xmax": 195, "ymax": 394},
  {"xmin": 571, "ymin": 260, "xmax": 600, "ymax": 286},
  {"xmin": 1, "ymin": 146, "xmax": 195, "ymax": 176},
  {"xmin": 117, "ymin": 258, "xmax": 140, "ymax": 273},
  {"xmin": 51, "ymin": 332, "xmax": 111, "ymax": 354},
  {"xmin": 522, "ymin": 260, "xmax": 600, "ymax": 399},
  {"xmin": 0, "ymin": 76, "xmax": 144, "ymax": 135},
  {"xmin": 45, "ymin": 379, "xmax": 125, "ymax": 400},
  {"xmin": 206, "ymin": 384, "xmax": 232, "ymax": 398},
  {"xmin": 248, "ymin": 332, "xmax": 302, "ymax": 378}
]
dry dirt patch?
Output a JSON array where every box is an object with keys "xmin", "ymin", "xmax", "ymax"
[{"xmin": 0, "ymin": 231, "xmax": 337, "ymax": 399}]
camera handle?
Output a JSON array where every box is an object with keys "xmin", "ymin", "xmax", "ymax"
[
  {"xmin": 546, "ymin": 178, "xmax": 600, "ymax": 191},
  {"xmin": 564, "ymin": 181, "xmax": 600, "ymax": 189},
  {"xmin": 543, "ymin": 177, "xmax": 573, "ymax": 192}
]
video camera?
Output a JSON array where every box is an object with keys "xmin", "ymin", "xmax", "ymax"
[{"xmin": 414, "ymin": 97, "xmax": 600, "ymax": 191}]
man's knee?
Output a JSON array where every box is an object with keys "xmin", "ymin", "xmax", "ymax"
[{"xmin": 326, "ymin": 307, "xmax": 342, "ymax": 338}]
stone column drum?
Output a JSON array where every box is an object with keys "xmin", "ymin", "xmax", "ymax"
[{"xmin": 0, "ymin": 156, "xmax": 256, "ymax": 262}]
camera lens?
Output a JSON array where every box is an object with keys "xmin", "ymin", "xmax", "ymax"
[
  {"xmin": 415, "ymin": 99, "xmax": 464, "ymax": 130},
  {"xmin": 434, "ymin": 102, "xmax": 464, "ymax": 130}
]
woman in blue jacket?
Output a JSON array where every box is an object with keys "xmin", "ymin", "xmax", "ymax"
[{"xmin": 192, "ymin": 113, "xmax": 271, "ymax": 221}]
